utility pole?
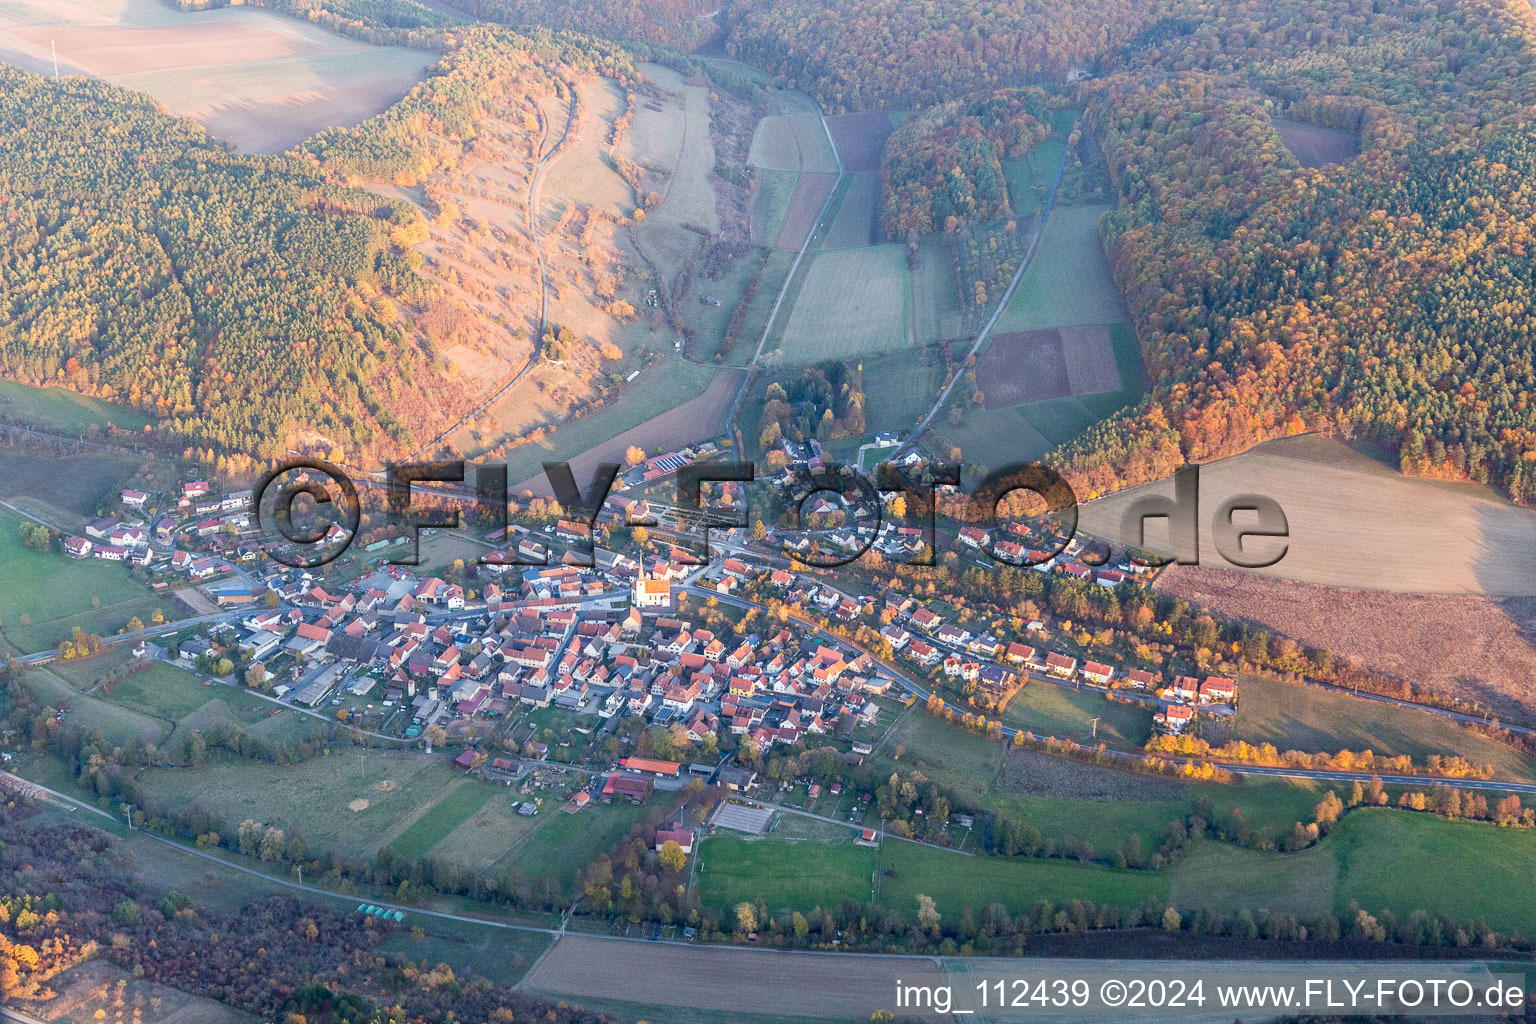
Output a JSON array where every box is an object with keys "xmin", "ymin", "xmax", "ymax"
[
  {"xmin": 122, "ymin": 803, "xmax": 133, "ymax": 830},
  {"xmin": 51, "ymin": 40, "xmax": 58, "ymax": 79},
  {"xmin": 1089, "ymin": 717, "xmax": 1100, "ymax": 740}
]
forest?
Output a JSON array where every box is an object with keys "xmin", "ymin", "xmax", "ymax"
[
  {"xmin": 0, "ymin": 67, "xmax": 449, "ymax": 467},
  {"xmin": 299, "ymin": 28, "xmax": 638, "ymax": 184},
  {"xmin": 1053, "ymin": 0, "xmax": 1536, "ymax": 501},
  {"xmin": 724, "ymin": 0, "xmax": 1150, "ymax": 111},
  {"xmin": 0, "ymin": 802, "xmax": 622, "ymax": 1023},
  {"xmin": 881, "ymin": 88, "xmax": 1052, "ymax": 236}
]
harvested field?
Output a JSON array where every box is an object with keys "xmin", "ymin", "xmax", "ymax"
[
  {"xmin": 825, "ymin": 110, "xmax": 894, "ymax": 172},
  {"xmin": 1272, "ymin": 116, "xmax": 1361, "ymax": 168},
  {"xmin": 509, "ymin": 365, "xmax": 738, "ymax": 495},
  {"xmin": 998, "ymin": 748, "xmax": 1187, "ymax": 802},
  {"xmin": 13, "ymin": 21, "xmax": 321, "ymax": 77},
  {"xmin": 978, "ymin": 329, "xmax": 1070, "ymax": 407},
  {"xmin": 1082, "ymin": 433, "xmax": 1536, "ymax": 597},
  {"xmin": 1156, "ymin": 565, "xmax": 1536, "ymax": 719},
  {"xmin": 774, "ymin": 171, "xmax": 837, "ymax": 249},
  {"xmin": 524, "ymin": 936, "xmax": 934, "ymax": 1020},
  {"xmin": 778, "ymin": 245, "xmax": 909, "ymax": 360},
  {"xmin": 820, "ymin": 170, "xmax": 882, "ymax": 248},
  {"xmin": 1060, "ymin": 324, "xmax": 1124, "ymax": 395},
  {"xmin": 0, "ymin": 0, "xmax": 433, "ymax": 153}
]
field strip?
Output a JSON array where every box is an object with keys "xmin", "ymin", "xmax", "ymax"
[
  {"xmin": 727, "ymin": 107, "xmax": 845, "ymax": 447},
  {"xmin": 898, "ymin": 116, "xmax": 1079, "ymax": 456}
]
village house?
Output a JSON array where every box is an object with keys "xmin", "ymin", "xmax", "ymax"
[{"xmin": 1044, "ymin": 652, "xmax": 1078, "ymax": 679}]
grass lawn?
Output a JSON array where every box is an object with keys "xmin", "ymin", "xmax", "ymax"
[
  {"xmin": 378, "ymin": 917, "xmax": 552, "ymax": 987},
  {"xmin": 23, "ymin": 668, "xmax": 167, "ymax": 746},
  {"xmin": 498, "ymin": 794, "xmax": 680, "ymax": 896},
  {"xmin": 498, "ymin": 357, "xmax": 719, "ymax": 486},
  {"xmin": 996, "ymin": 204, "xmax": 1128, "ymax": 333},
  {"xmin": 1328, "ymin": 809, "xmax": 1536, "ymax": 935},
  {"xmin": 389, "ymin": 781, "xmax": 497, "ymax": 861},
  {"xmin": 0, "ymin": 378, "xmax": 154, "ymax": 432},
  {"xmin": 1176, "ymin": 810, "xmax": 1536, "ymax": 937},
  {"xmin": 137, "ymin": 752, "xmax": 461, "ymax": 858},
  {"xmin": 883, "ymin": 711, "xmax": 1009, "ymax": 803},
  {"xmin": 750, "ymin": 168, "xmax": 799, "ymax": 248},
  {"xmin": 1004, "ymin": 133, "xmax": 1068, "ymax": 225},
  {"xmin": 1001, "ymin": 684, "xmax": 1154, "ymax": 746},
  {"xmin": 697, "ymin": 835, "xmax": 876, "ymax": 913},
  {"xmin": 911, "ymin": 235, "xmax": 964, "ymax": 344},
  {"xmin": 0, "ymin": 508, "xmax": 166, "ymax": 653},
  {"xmin": 1170, "ymin": 839, "xmax": 1337, "ymax": 918},
  {"xmin": 1235, "ymin": 675, "xmax": 1536, "ymax": 782},
  {"xmin": 100, "ymin": 662, "xmax": 224, "ymax": 722},
  {"xmin": 0, "ymin": 450, "xmax": 141, "ymax": 520},
  {"xmin": 858, "ymin": 345, "xmax": 947, "ymax": 438},
  {"xmin": 777, "ymin": 245, "xmax": 911, "ymax": 361},
  {"xmin": 880, "ymin": 841, "xmax": 1167, "ymax": 919}
]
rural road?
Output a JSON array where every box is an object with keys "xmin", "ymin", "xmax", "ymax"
[
  {"xmin": 896, "ymin": 116, "xmax": 1080, "ymax": 458},
  {"xmin": 684, "ymin": 586, "xmax": 1536, "ymax": 797},
  {"xmin": 724, "ymin": 92, "xmax": 846, "ymax": 454}
]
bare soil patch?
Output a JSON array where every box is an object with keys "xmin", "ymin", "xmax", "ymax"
[
  {"xmin": 1272, "ymin": 116, "xmax": 1361, "ymax": 168},
  {"xmin": 979, "ymin": 329, "xmax": 1069, "ymax": 407},
  {"xmin": 1156, "ymin": 565, "xmax": 1536, "ymax": 719},
  {"xmin": 349, "ymin": 798, "xmax": 370, "ymax": 812},
  {"xmin": 775, "ymin": 171, "xmax": 837, "ymax": 249},
  {"xmin": 525, "ymin": 936, "xmax": 933, "ymax": 1019},
  {"xmin": 825, "ymin": 110, "xmax": 894, "ymax": 172},
  {"xmin": 1059, "ymin": 323, "xmax": 1124, "ymax": 395}
]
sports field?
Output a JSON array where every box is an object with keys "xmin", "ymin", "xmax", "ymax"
[
  {"xmin": 0, "ymin": 0, "xmax": 433, "ymax": 152},
  {"xmin": 699, "ymin": 802, "xmax": 1535, "ymax": 936},
  {"xmin": 778, "ymin": 245, "xmax": 910, "ymax": 360},
  {"xmin": 696, "ymin": 834, "xmax": 876, "ymax": 912}
]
